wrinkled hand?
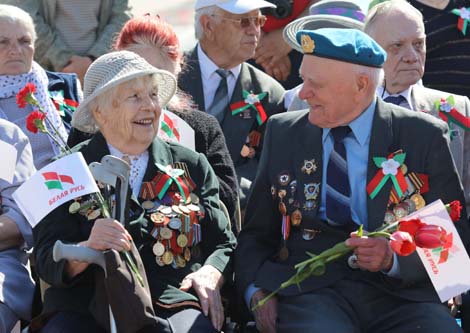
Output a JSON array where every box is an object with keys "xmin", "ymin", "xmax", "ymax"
[
  {"xmin": 62, "ymin": 55, "xmax": 93, "ymax": 84},
  {"xmin": 260, "ymin": 55, "xmax": 291, "ymax": 81},
  {"xmin": 254, "ymin": 29, "xmax": 292, "ymax": 67},
  {"xmin": 84, "ymin": 218, "xmax": 132, "ymax": 252},
  {"xmin": 251, "ymin": 289, "xmax": 277, "ymax": 333},
  {"xmin": 180, "ymin": 265, "xmax": 224, "ymax": 331},
  {"xmin": 345, "ymin": 233, "xmax": 393, "ymax": 272}
]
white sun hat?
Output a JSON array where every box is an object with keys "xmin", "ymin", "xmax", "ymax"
[
  {"xmin": 72, "ymin": 50, "xmax": 177, "ymax": 134},
  {"xmin": 195, "ymin": 0, "xmax": 275, "ymax": 14}
]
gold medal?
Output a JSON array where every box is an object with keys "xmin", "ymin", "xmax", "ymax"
[
  {"xmin": 69, "ymin": 201, "xmax": 81, "ymax": 214},
  {"xmin": 301, "ymin": 159, "xmax": 317, "ymax": 175},
  {"xmin": 152, "ymin": 241, "xmax": 165, "ymax": 256},
  {"xmin": 278, "ymin": 201, "xmax": 287, "ymax": 215},
  {"xmin": 87, "ymin": 209, "xmax": 101, "ymax": 221},
  {"xmin": 184, "ymin": 247, "xmax": 191, "ymax": 261},
  {"xmin": 176, "ymin": 254, "xmax": 186, "ymax": 268},
  {"xmin": 160, "ymin": 227, "xmax": 173, "ymax": 240},
  {"xmin": 162, "ymin": 251, "xmax": 174, "ymax": 265},
  {"xmin": 410, "ymin": 193, "xmax": 425, "ymax": 210},
  {"xmin": 179, "ymin": 204, "xmax": 190, "ymax": 215},
  {"xmin": 172, "ymin": 205, "xmax": 182, "ymax": 215},
  {"xmin": 177, "ymin": 234, "xmax": 188, "ymax": 247},
  {"xmin": 142, "ymin": 200, "xmax": 155, "ymax": 210},
  {"xmin": 150, "ymin": 212, "xmax": 165, "ymax": 224},
  {"xmin": 290, "ymin": 209, "xmax": 302, "ymax": 226}
]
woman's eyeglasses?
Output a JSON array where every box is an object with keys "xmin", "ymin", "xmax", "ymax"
[{"xmin": 211, "ymin": 14, "xmax": 267, "ymax": 28}]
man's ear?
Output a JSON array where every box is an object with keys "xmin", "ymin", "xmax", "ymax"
[{"xmin": 200, "ymin": 14, "xmax": 215, "ymax": 41}]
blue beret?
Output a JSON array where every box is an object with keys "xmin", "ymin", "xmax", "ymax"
[{"xmin": 296, "ymin": 28, "xmax": 386, "ymax": 68}]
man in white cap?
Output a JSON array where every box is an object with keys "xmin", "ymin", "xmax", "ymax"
[{"xmin": 179, "ymin": 0, "xmax": 286, "ymax": 211}]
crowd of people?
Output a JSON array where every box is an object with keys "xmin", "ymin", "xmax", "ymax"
[{"xmin": 0, "ymin": 0, "xmax": 470, "ymax": 332}]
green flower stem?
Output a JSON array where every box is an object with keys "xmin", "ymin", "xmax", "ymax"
[{"xmin": 41, "ymin": 111, "xmax": 69, "ymax": 151}]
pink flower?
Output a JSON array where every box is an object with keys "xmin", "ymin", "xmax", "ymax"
[{"xmin": 390, "ymin": 231, "xmax": 416, "ymax": 256}]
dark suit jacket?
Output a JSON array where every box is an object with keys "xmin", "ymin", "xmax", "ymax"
[
  {"xmin": 179, "ymin": 47, "xmax": 285, "ymax": 205},
  {"xmin": 235, "ymin": 98, "xmax": 470, "ymax": 303},
  {"xmin": 33, "ymin": 132, "xmax": 236, "ymax": 315}
]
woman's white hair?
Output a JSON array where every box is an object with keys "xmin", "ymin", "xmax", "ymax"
[
  {"xmin": 0, "ymin": 5, "xmax": 36, "ymax": 41},
  {"xmin": 194, "ymin": 5, "xmax": 219, "ymax": 40}
]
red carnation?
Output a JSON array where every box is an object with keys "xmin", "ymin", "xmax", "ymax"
[
  {"xmin": 26, "ymin": 110, "xmax": 46, "ymax": 134},
  {"xmin": 16, "ymin": 83, "xmax": 37, "ymax": 108}
]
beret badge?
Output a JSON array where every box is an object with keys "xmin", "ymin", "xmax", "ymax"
[{"xmin": 301, "ymin": 34, "xmax": 315, "ymax": 53}]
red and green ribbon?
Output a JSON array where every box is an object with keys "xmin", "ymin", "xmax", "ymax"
[
  {"xmin": 367, "ymin": 152, "xmax": 408, "ymax": 199},
  {"xmin": 435, "ymin": 96, "xmax": 470, "ymax": 139},
  {"xmin": 451, "ymin": 7, "xmax": 470, "ymax": 35},
  {"xmin": 49, "ymin": 90, "xmax": 78, "ymax": 117},
  {"xmin": 160, "ymin": 113, "xmax": 180, "ymax": 141},
  {"xmin": 154, "ymin": 164, "xmax": 189, "ymax": 201},
  {"xmin": 230, "ymin": 90, "xmax": 268, "ymax": 125}
]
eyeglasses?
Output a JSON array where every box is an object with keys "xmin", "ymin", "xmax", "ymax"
[{"xmin": 211, "ymin": 14, "xmax": 267, "ymax": 28}]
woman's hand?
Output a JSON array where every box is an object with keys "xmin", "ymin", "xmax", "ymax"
[
  {"xmin": 65, "ymin": 218, "xmax": 132, "ymax": 279},
  {"xmin": 179, "ymin": 265, "xmax": 224, "ymax": 331},
  {"xmin": 84, "ymin": 218, "xmax": 132, "ymax": 252}
]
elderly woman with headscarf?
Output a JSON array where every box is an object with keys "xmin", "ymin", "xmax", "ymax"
[
  {"xmin": 0, "ymin": 119, "xmax": 36, "ymax": 331},
  {"xmin": 0, "ymin": 4, "xmax": 81, "ymax": 170},
  {"xmin": 33, "ymin": 50, "xmax": 236, "ymax": 333}
]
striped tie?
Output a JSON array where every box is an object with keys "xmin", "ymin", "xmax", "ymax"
[
  {"xmin": 208, "ymin": 69, "xmax": 230, "ymax": 122},
  {"xmin": 384, "ymin": 95, "xmax": 406, "ymax": 106},
  {"xmin": 326, "ymin": 126, "xmax": 352, "ymax": 226}
]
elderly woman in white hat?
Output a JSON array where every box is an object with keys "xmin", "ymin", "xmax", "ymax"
[{"xmin": 33, "ymin": 50, "xmax": 236, "ymax": 333}]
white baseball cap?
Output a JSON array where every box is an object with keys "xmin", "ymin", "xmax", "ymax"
[{"xmin": 195, "ymin": 0, "xmax": 276, "ymax": 14}]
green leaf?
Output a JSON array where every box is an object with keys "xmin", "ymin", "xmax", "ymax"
[
  {"xmin": 393, "ymin": 153, "xmax": 406, "ymax": 165},
  {"xmin": 373, "ymin": 157, "xmax": 387, "ymax": 167}
]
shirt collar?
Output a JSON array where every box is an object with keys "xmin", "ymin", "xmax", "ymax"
[
  {"xmin": 377, "ymin": 85, "xmax": 413, "ymax": 109},
  {"xmin": 322, "ymin": 98, "xmax": 377, "ymax": 147},
  {"xmin": 197, "ymin": 44, "xmax": 241, "ymax": 81}
]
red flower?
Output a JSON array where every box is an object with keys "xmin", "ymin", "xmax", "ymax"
[
  {"xmin": 414, "ymin": 225, "xmax": 448, "ymax": 249},
  {"xmin": 398, "ymin": 218, "xmax": 426, "ymax": 237},
  {"xmin": 26, "ymin": 110, "xmax": 46, "ymax": 134},
  {"xmin": 447, "ymin": 200, "xmax": 462, "ymax": 222},
  {"xmin": 390, "ymin": 231, "xmax": 416, "ymax": 256},
  {"xmin": 16, "ymin": 83, "xmax": 37, "ymax": 108}
]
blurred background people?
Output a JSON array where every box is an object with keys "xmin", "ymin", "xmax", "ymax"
[
  {"xmin": 179, "ymin": 0, "xmax": 286, "ymax": 212},
  {"xmin": 0, "ymin": 4, "xmax": 81, "ymax": 170}
]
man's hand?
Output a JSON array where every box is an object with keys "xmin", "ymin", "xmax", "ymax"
[
  {"xmin": 62, "ymin": 55, "xmax": 93, "ymax": 84},
  {"xmin": 261, "ymin": 55, "xmax": 292, "ymax": 82},
  {"xmin": 180, "ymin": 265, "xmax": 224, "ymax": 331},
  {"xmin": 251, "ymin": 289, "xmax": 277, "ymax": 333},
  {"xmin": 254, "ymin": 29, "xmax": 292, "ymax": 67},
  {"xmin": 345, "ymin": 233, "xmax": 393, "ymax": 272}
]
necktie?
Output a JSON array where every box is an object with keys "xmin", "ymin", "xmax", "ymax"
[
  {"xmin": 326, "ymin": 126, "xmax": 352, "ymax": 226},
  {"xmin": 208, "ymin": 69, "xmax": 230, "ymax": 122},
  {"xmin": 384, "ymin": 95, "xmax": 406, "ymax": 106}
]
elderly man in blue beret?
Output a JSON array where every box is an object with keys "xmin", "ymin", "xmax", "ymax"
[{"xmin": 235, "ymin": 28, "xmax": 470, "ymax": 332}]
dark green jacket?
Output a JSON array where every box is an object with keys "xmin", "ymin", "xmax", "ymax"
[{"xmin": 33, "ymin": 133, "xmax": 236, "ymax": 315}]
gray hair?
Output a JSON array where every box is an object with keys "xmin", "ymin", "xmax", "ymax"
[
  {"xmin": 194, "ymin": 6, "xmax": 219, "ymax": 40},
  {"xmin": 353, "ymin": 63, "xmax": 384, "ymax": 93},
  {"xmin": 365, "ymin": 0, "xmax": 424, "ymax": 36},
  {"xmin": 0, "ymin": 5, "xmax": 36, "ymax": 42}
]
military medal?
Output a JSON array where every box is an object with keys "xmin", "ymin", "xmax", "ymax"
[
  {"xmin": 278, "ymin": 173, "xmax": 290, "ymax": 186},
  {"xmin": 69, "ymin": 201, "xmax": 81, "ymax": 214},
  {"xmin": 392, "ymin": 204, "xmax": 408, "ymax": 219},
  {"xmin": 304, "ymin": 183, "xmax": 320, "ymax": 201},
  {"xmin": 169, "ymin": 217, "xmax": 182, "ymax": 230},
  {"xmin": 190, "ymin": 193, "xmax": 200, "ymax": 204},
  {"xmin": 279, "ymin": 215, "xmax": 290, "ymax": 261},
  {"xmin": 155, "ymin": 255, "xmax": 165, "ymax": 266},
  {"xmin": 303, "ymin": 200, "xmax": 316, "ymax": 211},
  {"xmin": 301, "ymin": 159, "xmax": 317, "ymax": 175},
  {"xmin": 162, "ymin": 251, "xmax": 174, "ymax": 265},
  {"xmin": 302, "ymin": 228, "xmax": 320, "ymax": 241},
  {"xmin": 142, "ymin": 200, "xmax": 155, "ymax": 210},
  {"xmin": 177, "ymin": 234, "xmax": 188, "ymax": 248},
  {"xmin": 159, "ymin": 205, "xmax": 172, "ymax": 215},
  {"xmin": 179, "ymin": 204, "xmax": 190, "ymax": 215},
  {"xmin": 152, "ymin": 241, "xmax": 165, "ymax": 256},
  {"xmin": 410, "ymin": 193, "xmax": 426, "ymax": 210},
  {"xmin": 290, "ymin": 209, "xmax": 302, "ymax": 226},
  {"xmin": 184, "ymin": 247, "xmax": 191, "ymax": 261},
  {"xmin": 172, "ymin": 205, "xmax": 182, "ymax": 215},
  {"xmin": 176, "ymin": 254, "xmax": 186, "ymax": 268},
  {"xmin": 383, "ymin": 210, "xmax": 396, "ymax": 224},
  {"xmin": 87, "ymin": 209, "xmax": 101, "ymax": 221},
  {"xmin": 151, "ymin": 212, "xmax": 165, "ymax": 225},
  {"xmin": 160, "ymin": 227, "xmax": 173, "ymax": 240},
  {"xmin": 187, "ymin": 203, "xmax": 200, "ymax": 212},
  {"xmin": 347, "ymin": 254, "xmax": 359, "ymax": 269},
  {"xmin": 271, "ymin": 185, "xmax": 277, "ymax": 199}
]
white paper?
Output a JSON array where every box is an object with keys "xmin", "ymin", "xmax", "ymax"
[
  {"xmin": 0, "ymin": 140, "xmax": 17, "ymax": 183},
  {"xmin": 406, "ymin": 199, "xmax": 470, "ymax": 301},
  {"xmin": 13, "ymin": 152, "xmax": 99, "ymax": 227}
]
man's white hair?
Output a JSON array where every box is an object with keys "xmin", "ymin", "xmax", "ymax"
[
  {"xmin": 365, "ymin": 0, "xmax": 424, "ymax": 37},
  {"xmin": 353, "ymin": 63, "xmax": 384, "ymax": 93},
  {"xmin": 194, "ymin": 6, "xmax": 219, "ymax": 40}
]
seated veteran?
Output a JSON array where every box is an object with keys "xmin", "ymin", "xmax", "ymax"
[
  {"xmin": 0, "ymin": 5, "xmax": 81, "ymax": 169},
  {"xmin": 365, "ymin": 0, "xmax": 470, "ymax": 214},
  {"xmin": 0, "ymin": 119, "xmax": 36, "ymax": 332},
  {"xmin": 33, "ymin": 51, "xmax": 236, "ymax": 333},
  {"xmin": 235, "ymin": 28, "xmax": 470, "ymax": 332},
  {"xmin": 113, "ymin": 15, "xmax": 239, "ymax": 233}
]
